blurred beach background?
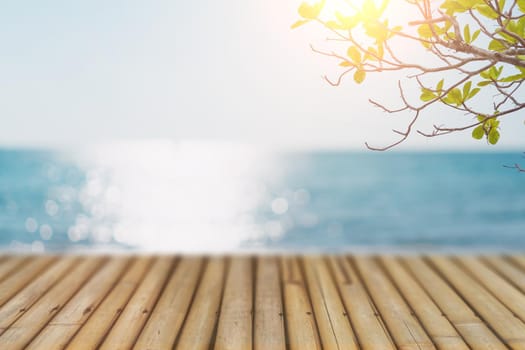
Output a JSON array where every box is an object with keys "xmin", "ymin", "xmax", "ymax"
[
  {"xmin": 1, "ymin": 142, "xmax": 524, "ymax": 253},
  {"xmin": 1, "ymin": 1, "xmax": 524, "ymax": 253}
]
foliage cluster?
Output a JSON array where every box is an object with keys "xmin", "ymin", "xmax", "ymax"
[{"xmin": 293, "ymin": 0, "xmax": 525, "ymax": 150}]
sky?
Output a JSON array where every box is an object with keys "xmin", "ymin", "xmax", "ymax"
[{"xmin": 1, "ymin": 0, "xmax": 524, "ymax": 150}]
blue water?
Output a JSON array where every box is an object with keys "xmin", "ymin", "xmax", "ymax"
[{"xmin": 1, "ymin": 146, "xmax": 524, "ymax": 252}]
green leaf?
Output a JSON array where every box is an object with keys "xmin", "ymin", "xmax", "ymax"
[
  {"xmin": 477, "ymin": 80, "xmax": 492, "ymax": 86},
  {"xmin": 420, "ymin": 88, "xmax": 436, "ymax": 102},
  {"xmin": 517, "ymin": 17, "xmax": 525, "ymax": 36},
  {"xmin": 488, "ymin": 129, "xmax": 500, "ymax": 144},
  {"xmin": 497, "ymin": 30, "xmax": 517, "ymax": 44},
  {"xmin": 463, "ymin": 81, "xmax": 472, "ymax": 99},
  {"xmin": 500, "ymin": 73, "xmax": 525, "ymax": 82},
  {"xmin": 489, "ymin": 39, "xmax": 507, "ymax": 51},
  {"xmin": 347, "ymin": 46, "xmax": 361, "ymax": 64},
  {"xmin": 443, "ymin": 88, "xmax": 462, "ymax": 105},
  {"xmin": 353, "ymin": 69, "xmax": 366, "ymax": 84},
  {"xmin": 471, "ymin": 29, "xmax": 481, "ymax": 42},
  {"xmin": 464, "ymin": 24, "xmax": 471, "ymax": 43},
  {"xmin": 519, "ymin": 0, "xmax": 525, "ymax": 13},
  {"xmin": 291, "ymin": 19, "xmax": 310, "ymax": 29},
  {"xmin": 436, "ymin": 79, "xmax": 444, "ymax": 92},
  {"xmin": 472, "ymin": 125, "xmax": 484, "ymax": 139},
  {"xmin": 441, "ymin": 0, "xmax": 472, "ymax": 14},
  {"xmin": 476, "ymin": 4, "xmax": 499, "ymax": 19},
  {"xmin": 468, "ymin": 88, "xmax": 480, "ymax": 99}
]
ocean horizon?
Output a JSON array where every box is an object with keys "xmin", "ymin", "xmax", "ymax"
[{"xmin": 1, "ymin": 143, "xmax": 524, "ymax": 253}]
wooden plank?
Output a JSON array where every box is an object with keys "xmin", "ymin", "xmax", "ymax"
[
  {"xmin": 0, "ymin": 256, "xmax": 29, "ymax": 283},
  {"xmin": 214, "ymin": 256, "xmax": 253, "ymax": 350},
  {"xmin": 484, "ymin": 256, "xmax": 525, "ymax": 293},
  {"xmin": 380, "ymin": 256, "xmax": 468, "ymax": 350},
  {"xmin": 176, "ymin": 257, "xmax": 226, "ymax": 350},
  {"xmin": 510, "ymin": 256, "xmax": 525, "ymax": 272},
  {"xmin": 0, "ymin": 256, "xmax": 76, "ymax": 332},
  {"xmin": 99, "ymin": 256, "xmax": 175, "ymax": 350},
  {"xmin": 302, "ymin": 256, "xmax": 358, "ymax": 350},
  {"xmin": 253, "ymin": 256, "xmax": 286, "ymax": 350},
  {"xmin": 134, "ymin": 256, "xmax": 204, "ymax": 349},
  {"xmin": 327, "ymin": 256, "xmax": 395, "ymax": 350},
  {"xmin": 0, "ymin": 255, "xmax": 56, "ymax": 307},
  {"xmin": 353, "ymin": 256, "xmax": 435, "ymax": 350},
  {"xmin": 429, "ymin": 256, "xmax": 525, "ymax": 349},
  {"xmin": 458, "ymin": 256, "xmax": 525, "ymax": 322},
  {"xmin": 281, "ymin": 256, "xmax": 321, "ymax": 350},
  {"xmin": 26, "ymin": 256, "xmax": 130, "ymax": 350},
  {"xmin": 0, "ymin": 256, "xmax": 105, "ymax": 349},
  {"xmin": 403, "ymin": 256, "xmax": 506, "ymax": 350},
  {"xmin": 65, "ymin": 256, "xmax": 153, "ymax": 350},
  {"xmin": 2, "ymin": 253, "xmax": 525, "ymax": 349}
]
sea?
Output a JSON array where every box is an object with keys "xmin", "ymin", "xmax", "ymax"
[{"xmin": 1, "ymin": 142, "xmax": 524, "ymax": 253}]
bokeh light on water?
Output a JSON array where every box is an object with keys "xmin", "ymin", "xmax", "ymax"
[
  {"xmin": 1, "ymin": 141, "xmax": 297, "ymax": 252},
  {"xmin": 1, "ymin": 142, "xmax": 525, "ymax": 252}
]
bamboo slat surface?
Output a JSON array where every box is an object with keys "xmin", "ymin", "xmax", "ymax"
[{"xmin": 1, "ymin": 254, "xmax": 525, "ymax": 349}]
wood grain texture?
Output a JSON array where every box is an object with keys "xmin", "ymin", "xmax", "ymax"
[
  {"xmin": 380, "ymin": 256, "xmax": 468, "ymax": 350},
  {"xmin": 327, "ymin": 256, "xmax": 395, "ymax": 350},
  {"xmin": 354, "ymin": 256, "xmax": 435, "ymax": 350},
  {"xmin": 430, "ymin": 256, "xmax": 525, "ymax": 349},
  {"xmin": 176, "ymin": 257, "xmax": 226, "ymax": 350},
  {"xmin": 254, "ymin": 256, "xmax": 286, "ymax": 350},
  {"xmin": 0, "ymin": 254, "xmax": 521, "ymax": 349},
  {"xmin": 302, "ymin": 256, "xmax": 358, "ymax": 350},
  {"xmin": 0, "ymin": 257, "xmax": 105, "ymax": 349},
  {"xmin": 99, "ymin": 256, "xmax": 175, "ymax": 350},
  {"xmin": 281, "ymin": 256, "xmax": 322, "ymax": 350},
  {"xmin": 403, "ymin": 256, "xmax": 507, "ymax": 350},
  {"xmin": 133, "ymin": 256, "xmax": 204, "ymax": 350},
  {"xmin": 26, "ymin": 257, "xmax": 130, "ymax": 350},
  {"xmin": 214, "ymin": 256, "xmax": 253, "ymax": 350},
  {"xmin": 66, "ymin": 256, "xmax": 153, "ymax": 350}
]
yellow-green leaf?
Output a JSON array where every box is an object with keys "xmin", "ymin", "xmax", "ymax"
[
  {"xmin": 443, "ymin": 88, "xmax": 462, "ymax": 105},
  {"xmin": 436, "ymin": 79, "xmax": 444, "ymax": 92},
  {"xmin": 362, "ymin": 0, "xmax": 379, "ymax": 18},
  {"xmin": 471, "ymin": 29, "xmax": 481, "ymax": 42},
  {"xmin": 418, "ymin": 24, "xmax": 432, "ymax": 38},
  {"xmin": 335, "ymin": 12, "xmax": 359, "ymax": 29},
  {"xmin": 291, "ymin": 19, "xmax": 310, "ymax": 29},
  {"xmin": 472, "ymin": 125, "xmax": 484, "ymax": 139},
  {"xmin": 420, "ymin": 88, "xmax": 436, "ymax": 102},
  {"xmin": 476, "ymin": 4, "xmax": 499, "ymax": 19},
  {"xmin": 468, "ymin": 87, "xmax": 480, "ymax": 99},
  {"xmin": 518, "ymin": 0, "xmax": 525, "ymax": 13},
  {"xmin": 354, "ymin": 69, "xmax": 366, "ymax": 84},
  {"xmin": 347, "ymin": 46, "xmax": 361, "ymax": 64},
  {"xmin": 488, "ymin": 129, "xmax": 500, "ymax": 144},
  {"xmin": 298, "ymin": 0, "xmax": 325, "ymax": 19},
  {"xmin": 463, "ymin": 81, "xmax": 472, "ymax": 98},
  {"xmin": 500, "ymin": 73, "xmax": 525, "ymax": 82},
  {"xmin": 488, "ymin": 39, "xmax": 507, "ymax": 51},
  {"xmin": 464, "ymin": 24, "xmax": 471, "ymax": 43}
]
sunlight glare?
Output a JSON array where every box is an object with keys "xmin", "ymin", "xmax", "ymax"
[{"xmin": 73, "ymin": 140, "xmax": 284, "ymax": 252}]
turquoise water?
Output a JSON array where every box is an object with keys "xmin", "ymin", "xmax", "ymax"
[{"xmin": 1, "ymin": 145, "xmax": 524, "ymax": 252}]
